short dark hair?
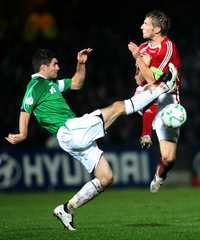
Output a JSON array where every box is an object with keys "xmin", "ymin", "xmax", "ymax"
[
  {"xmin": 32, "ymin": 49, "xmax": 56, "ymax": 72},
  {"xmin": 146, "ymin": 10, "xmax": 170, "ymax": 36}
]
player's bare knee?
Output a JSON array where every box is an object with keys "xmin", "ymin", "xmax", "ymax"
[
  {"xmin": 112, "ymin": 101, "xmax": 124, "ymax": 114},
  {"xmin": 99, "ymin": 173, "xmax": 113, "ymax": 188}
]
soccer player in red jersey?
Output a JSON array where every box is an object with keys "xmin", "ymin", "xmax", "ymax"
[{"xmin": 128, "ymin": 10, "xmax": 182, "ymax": 192}]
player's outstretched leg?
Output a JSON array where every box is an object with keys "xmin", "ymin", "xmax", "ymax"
[
  {"xmin": 124, "ymin": 63, "xmax": 178, "ymax": 115},
  {"xmin": 97, "ymin": 64, "xmax": 178, "ymax": 130}
]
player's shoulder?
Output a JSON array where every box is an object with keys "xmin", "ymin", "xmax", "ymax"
[
  {"xmin": 162, "ymin": 36, "xmax": 177, "ymax": 47},
  {"xmin": 32, "ymin": 74, "xmax": 49, "ymax": 83},
  {"xmin": 27, "ymin": 75, "xmax": 49, "ymax": 91},
  {"xmin": 163, "ymin": 37, "xmax": 179, "ymax": 56}
]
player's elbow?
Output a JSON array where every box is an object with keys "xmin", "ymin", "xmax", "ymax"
[
  {"xmin": 74, "ymin": 81, "xmax": 84, "ymax": 90},
  {"xmin": 19, "ymin": 131, "xmax": 28, "ymax": 141},
  {"xmin": 20, "ymin": 135, "xmax": 27, "ymax": 143},
  {"xmin": 71, "ymin": 77, "xmax": 84, "ymax": 90}
]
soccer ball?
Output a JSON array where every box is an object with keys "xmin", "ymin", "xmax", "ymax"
[{"xmin": 161, "ymin": 103, "xmax": 187, "ymax": 128}]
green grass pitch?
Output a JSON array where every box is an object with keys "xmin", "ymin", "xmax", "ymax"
[{"xmin": 0, "ymin": 187, "xmax": 200, "ymax": 240}]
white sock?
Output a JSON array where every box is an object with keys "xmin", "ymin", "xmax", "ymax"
[
  {"xmin": 68, "ymin": 178, "xmax": 103, "ymax": 209},
  {"xmin": 124, "ymin": 86, "xmax": 167, "ymax": 115}
]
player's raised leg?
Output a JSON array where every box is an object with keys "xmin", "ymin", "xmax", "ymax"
[{"xmin": 101, "ymin": 67, "xmax": 177, "ymax": 130}]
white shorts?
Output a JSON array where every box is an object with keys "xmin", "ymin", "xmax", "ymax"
[
  {"xmin": 153, "ymin": 93, "xmax": 180, "ymax": 143},
  {"xmin": 57, "ymin": 110, "xmax": 105, "ymax": 173}
]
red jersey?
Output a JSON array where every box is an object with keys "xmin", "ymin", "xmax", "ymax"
[
  {"xmin": 139, "ymin": 36, "xmax": 181, "ymax": 100},
  {"xmin": 139, "ymin": 37, "xmax": 181, "ymax": 74},
  {"xmin": 135, "ymin": 37, "xmax": 182, "ymax": 141}
]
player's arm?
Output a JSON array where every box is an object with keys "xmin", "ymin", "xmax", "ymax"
[
  {"xmin": 5, "ymin": 111, "xmax": 31, "ymax": 144},
  {"xmin": 128, "ymin": 42, "xmax": 155, "ymax": 83},
  {"xmin": 5, "ymin": 80, "xmax": 44, "ymax": 144},
  {"xmin": 135, "ymin": 56, "xmax": 155, "ymax": 83},
  {"xmin": 71, "ymin": 48, "xmax": 93, "ymax": 90},
  {"xmin": 145, "ymin": 41, "xmax": 173, "ymax": 83},
  {"xmin": 134, "ymin": 53, "xmax": 151, "ymax": 86}
]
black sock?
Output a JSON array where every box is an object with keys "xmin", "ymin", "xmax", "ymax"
[{"xmin": 63, "ymin": 202, "xmax": 69, "ymax": 213}]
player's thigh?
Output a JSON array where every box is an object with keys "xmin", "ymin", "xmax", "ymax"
[
  {"xmin": 95, "ymin": 154, "xmax": 113, "ymax": 183},
  {"xmin": 159, "ymin": 140, "xmax": 177, "ymax": 161}
]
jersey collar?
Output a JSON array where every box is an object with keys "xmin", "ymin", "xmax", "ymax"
[{"xmin": 31, "ymin": 73, "xmax": 47, "ymax": 79}]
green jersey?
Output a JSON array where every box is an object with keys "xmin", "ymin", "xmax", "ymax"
[{"xmin": 21, "ymin": 73, "xmax": 76, "ymax": 134}]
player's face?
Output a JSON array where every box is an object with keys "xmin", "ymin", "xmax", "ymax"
[
  {"xmin": 141, "ymin": 17, "xmax": 155, "ymax": 39},
  {"xmin": 46, "ymin": 58, "xmax": 60, "ymax": 79}
]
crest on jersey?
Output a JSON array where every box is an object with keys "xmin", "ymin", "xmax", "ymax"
[
  {"xmin": 49, "ymin": 86, "xmax": 56, "ymax": 94},
  {"xmin": 25, "ymin": 97, "xmax": 33, "ymax": 105}
]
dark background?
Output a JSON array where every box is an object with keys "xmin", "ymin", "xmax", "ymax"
[{"xmin": 0, "ymin": 0, "xmax": 199, "ymax": 150}]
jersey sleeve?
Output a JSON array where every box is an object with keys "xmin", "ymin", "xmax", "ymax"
[
  {"xmin": 56, "ymin": 78, "xmax": 72, "ymax": 93},
  {"xmin": 150, "ymin": 40, "xmax": 174, "ymax": 80},
  {"xmin": 21, "ymin": 81, "xmax": 46, "ymax": 113},
  {"xmin": 157, "ymin": 40, "xmax": 173, "ymax": 72}
]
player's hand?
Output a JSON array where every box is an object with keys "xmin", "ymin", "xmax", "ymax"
[
  {"xmin": 128, "ymin": 42, "xmax": 140, "ymax": 59},
  {"xmin": 140, "ymin": 135, "xmax": 152, "ymax": 149},
  {"xmin": 5, "ymin": 133, "xmax": 26, "ymax": 144},
  {"xmin": 77, "ymin": 48, "xmax": 93, "ymax": 64}
]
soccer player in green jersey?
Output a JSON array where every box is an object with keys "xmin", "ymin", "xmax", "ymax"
[{"xmin": 6, "ymin": 48, "xmax": 177, "ymax": 231}]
